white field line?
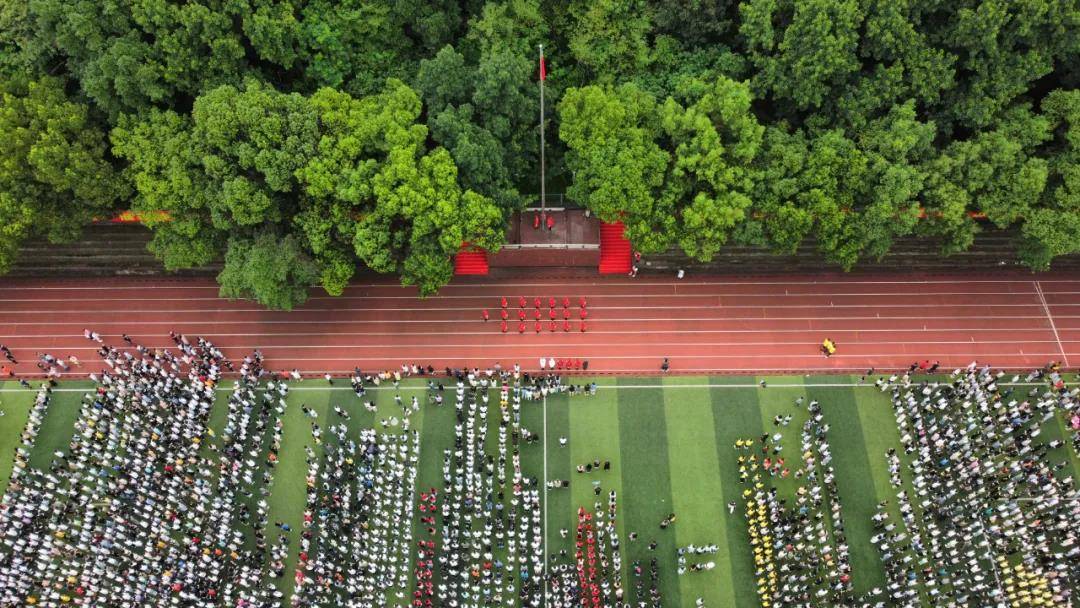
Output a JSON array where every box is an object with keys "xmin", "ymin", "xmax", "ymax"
[
  {"xmin": 13, "ymin": 353, "xmax": 1053, "ymax": 362},
  {"xmin": 0, "ymin": 381, "xmax": 1056, "ymax": 393},
  {"xmin": 541, "ymin": 393, "xmax": 548, "ymax": 586}
]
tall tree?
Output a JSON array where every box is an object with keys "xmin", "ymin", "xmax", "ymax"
[
  {"xmin": 659, "ymin": 76, "xmax": 764, "ymax": 260},
  {"xmin": 567, "ymin": 0, "xmax": 652, "ymax": 83},
  {"xmin": 297, "ymin": 82, "xmax": 505, "ymax": 296},
  {"xmin": 0, "ymin": 77, "xmax": 125, "ymax": 272},
  {"xmin": 115, "ymin": 78, "xmax": 503, "ymax": 307},
  {"xmin": 1018, "ymin": 89, "xmax": 1080, "ymax": 268},
  {"xmin": 560, "ymin": 77, "xmax": 764, "ymax": 259},
  {"xmin": 559, "ymin": 83, "xmax": 671, "ymax": 251},
  {"xmin": 415, "ymin": 0, "xmax": 547, "ymax": 211}
]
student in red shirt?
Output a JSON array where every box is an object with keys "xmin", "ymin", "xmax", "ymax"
[
  {"xmin": 501, "ymin": 320, "xmax": 508, "ymax": 333},
  {"xmin": 518, "ymin": 321, "xmax": 526, "ymax": 333},
  {"xmin": 579, "ymin": 297, "xmax": 587, "ymax": 308},
  {"xmin": 562, "ymin": 296, "xmax": 570, "ymax": 308},
  {"xmin": 546, "ymin": 214, "xmax": 555, "ymax": 231},
  {"xmin": 534, "ymin": 297, "xmax": 542, "ymax": 309},
  {"xmin": 580, "ymin": 308, "xmax": 588, "ymax": 319},
  {"xmin": 482, "ymin": 309, "xmax": 489, "ymax": 322},
  {"xmin": 534, "ymin": 321, "xmax": 542, "ymax": 333},
  {"xmin": 580, "ymin": 321, "xmax": 587, "ymax": 332},
  {"xmin": 534, "ymin": 309, "xmax": 542, "ymax": 320},
  {"xmin": 501, "ymin": 309, "xmax": 509, "ymax": 320},
  {"xmin": 549, "ymin": 297, "xmax": 557, "ymax": 308},
  {"xmin": 519, "ymin": 296, "xmax": 527, "ymax": 308},
  {"xmin": 501, "ymin": 297, "xmax": 508, "ymax": 308},
  {"xmin": 549, "ymin": 308, "xmax": 557, "ymax": 320},
  {"xmin": 563, "ymin": 320, "xmax": 571, "ymax": 332},
  {"xmin": 549, "ymin": 320, "xmax": 557, "ymax": 332},
  {"xmin": 518, "ymin": 309, "xmax": 527, "ymax": 321}
]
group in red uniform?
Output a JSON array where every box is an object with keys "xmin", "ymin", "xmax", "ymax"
[{"xmin": 487, "ymin": 295, "xmax": 588, "ymax": 334}]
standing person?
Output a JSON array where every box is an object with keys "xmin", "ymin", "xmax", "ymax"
[
  {"xmin": 661, "ymin": 358, "xmax": 670, "ymax": 373},
  {"xmin": 582, "ymin": 360, "xmax": 589, "ymax": 371},
  {"xmin": 501, "ymin": 320, "xmax": 508, "ymax": 333},
  {"xmin": 629, "ymin": 264, "xmax": 639, "ymax": 278},
  {"xmin": 546, "ymin": 214, "xmax": 555, "ymax": 231},
  {"xmin": 501, "ymin": 296, "xmax": 508, "ymax": 309},
  {"xmin": 676, "ymin": 269, "xmax": 685, "ymax": 279},
  {"xmin": 540, "ymin": 358, "xmax": 547, "ymax": 371},
  {"xmin": 482, "ymin": 309, "xmax": 490, "ymax": 322}
]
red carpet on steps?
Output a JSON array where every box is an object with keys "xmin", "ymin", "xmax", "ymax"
[
  {"xmin": 598, "ymin": 221, "xmax": 631, "ymax": 274},
  {"xmin": 454, "ymin": 248, "xmax": 489, "ymax": 275}
]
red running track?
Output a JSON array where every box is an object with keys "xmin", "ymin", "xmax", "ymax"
[{"xmin": 0, "ymin": 272, "xmax": 1078, "ymax": 375}]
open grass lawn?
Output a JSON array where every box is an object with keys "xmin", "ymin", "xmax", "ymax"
[{"xmin": 1, "ymin": 375, "xmax": 1077, "ymax": 607}]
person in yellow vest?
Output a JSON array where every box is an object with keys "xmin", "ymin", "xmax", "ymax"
[{"xmin": 821, "ymin": 338, "xmax": 837, "ymax": 357}]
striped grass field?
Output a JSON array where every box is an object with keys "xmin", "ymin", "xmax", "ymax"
[{"xmin": 1, "ymin": 376, "xmax": 1077, "ymax": 607}]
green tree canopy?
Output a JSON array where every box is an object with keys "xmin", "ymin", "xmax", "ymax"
[
  {"xmin": 0, "ymin": 77, "xmax": 125, "ymax": 272},
  {"xmin": 3, "ymin": 0, "xmax": 1080, "ymax": 305},
  {"xmin": 560, "ymin": 76, "xmax": 765, "ymax": 260},
  {"xmin": 114, "ymin": 78, "xmax": 502, "ymax": 307}
]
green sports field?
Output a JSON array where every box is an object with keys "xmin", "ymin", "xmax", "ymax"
[{"xmin": 2, "ymin": 376, "xmax": 1077, "ymax": 607}]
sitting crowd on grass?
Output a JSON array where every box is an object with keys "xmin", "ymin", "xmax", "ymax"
[
  {"xmin": 740, "ymin": 362, "xmax": 1079, "ymax": 608},
  {"xmin": 0, "ymin": 334, "xmax": 285, "ymax": 606},
  {"xmin": 0, "ymin": 329, "xmax": 1077, "ymax": 608}
]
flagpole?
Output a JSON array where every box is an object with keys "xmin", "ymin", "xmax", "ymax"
[{"xmin": 539, "ymin": 44, "xmax": 546, "ymax": 223}]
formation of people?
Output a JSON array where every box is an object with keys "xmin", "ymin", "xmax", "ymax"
[
  {"xmin": 1, "ymin": 328, "xmax": 1077, "ymax": 608},
  {"xmin": 738, "ymin": 362, "xmax": 1080, "ymax": 608},
  {"xmin": 483, "ymin": 296, "xmax": 589, "ymax": 334},
  {"xmin": 868, "ymin": 363, "xmax": 1078, "ymax": 607},
  {"xmin": 0, "ymin": 332, "xmax": 285, "ymax": 606}
]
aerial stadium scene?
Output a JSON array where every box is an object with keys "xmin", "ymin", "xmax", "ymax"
[{"xmin": 0, "ymin": 1, "xmax": 1078, "ymax": 607}]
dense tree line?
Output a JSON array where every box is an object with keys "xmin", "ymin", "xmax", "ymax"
[{"xmin": 0, "ymin": 0, "xmax": 1077, "ymax": 308}]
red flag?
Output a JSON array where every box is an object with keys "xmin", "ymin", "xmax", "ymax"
[{"xmin": 539, "ymin": 55, "xmax": 546, "ymax": 81}]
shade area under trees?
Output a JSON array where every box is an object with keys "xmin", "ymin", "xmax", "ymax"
[{"xmin": 1, "ymin": 0, "xmax": 1078, "ymax": 308}]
